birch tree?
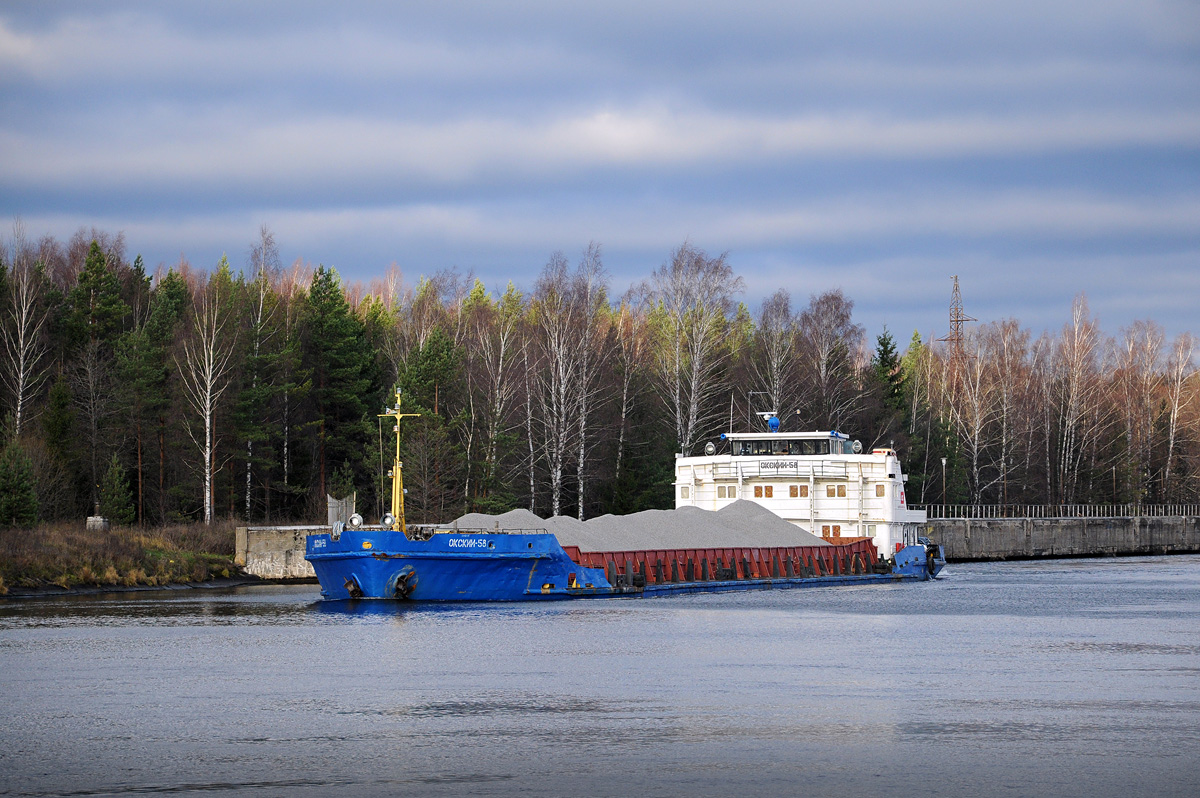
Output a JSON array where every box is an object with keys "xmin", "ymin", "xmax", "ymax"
[
  {"xmin": 571, "ymin": 243, "xmax": 612, "ymax": 519},
  {"xmin": 1162, "ymin": 332, "xmax": 1196, "ymax": 500},
  {"xmin": 612, "ymin": 295, "xmax": 648, "ymax": 490},
  {"xmin": 176, "ymin": 258, "xmax": 239, "ymax": 524},
  {"xmin": 646, "ymin": 243, "xmax": 742, "ymax": 454},
  {"xmin": 1114, "ymin": 320, "xmax": 1163, "ymax": 500},
  {"xmin": 1, "ymin": 219, "xmax": 49, "ymax": 440},
  {"xmin": 796, "ymin": 289, "xmax": 866, "ymax": 431},
  {"xmin": 951, "ymin": 330, "xmax": 998, "ymax": 503},
  {"xmin": 1051, "ymin": 295, "xmax": 1107, "ymax": 502},
  {"xmin": 531, "ymin": 252, "xmax": 579, "ymax": 517},
  {"xmin": 750, "ymin": 289, "xmax": 797, "ymax": 420},
  {"xmin": 465, "ymin": 281, "xmax": 525, "ymax": 508}
]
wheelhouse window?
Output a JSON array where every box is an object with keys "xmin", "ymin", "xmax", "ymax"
[{"xmin": 737, "ymin": 439, "xmax": 832, "ymax": 456}]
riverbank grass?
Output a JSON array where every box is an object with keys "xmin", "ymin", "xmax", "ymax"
[{"xmin": 0, "ymin": 521, "xmax": 237, "ymax": 594}]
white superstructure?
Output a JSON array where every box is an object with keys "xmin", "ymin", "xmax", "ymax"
[{"xmin": 674, "ymin": 429, "xmax": 927, "ymax": 557}]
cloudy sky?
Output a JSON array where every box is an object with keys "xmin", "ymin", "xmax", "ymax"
[{"xmin": 2, "ymin": 1, "xmax": 1198, "ymax": 342}]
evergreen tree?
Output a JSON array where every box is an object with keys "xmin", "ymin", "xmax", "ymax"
[
  {"xmin": 42, "ymin": 375, "xmax": 74, "ymax": 462},
  {"xmin": 396, "ymin": 327, "xmax": 467, "ymax": 521},
  {"xmin": 232, "ymin": 267, "xmax": 284, "ymax": 522},
  {"xmin": 302, "ymin": 266, "xmax": 380, "ymax": 501},
  {"xmin": 117, "ymin": 269, "xmax": 189, "ymax": 524},
  {"xmin": 66, "ymin": 240, "xmax": 130, "ymax": 348},
  {"xmin": 872, "ymin": 326, "xmax": 905, "ymax": 413},
  {"xmin": 99, "ymin": 452, "xmax": 135, "ymax": 524},
  {"xmin": 0, "ymin": 440, "xmax": 38, "ymax": 525}
]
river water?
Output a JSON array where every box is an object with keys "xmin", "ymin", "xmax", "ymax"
[{"xmin": 1, "ymin": 556, "xmax": 1198, "ymax": 798}]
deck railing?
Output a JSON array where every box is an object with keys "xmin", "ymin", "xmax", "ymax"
[{"xmin": 911, "ymin": 504, "xmax": 1200, "ymax": 519}]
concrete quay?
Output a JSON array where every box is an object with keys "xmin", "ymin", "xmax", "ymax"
[
  {"xmin": 927, "ymin": 515, "xmax": 1200, "ymax": 561},
  {"xmin": 234, "ymin": 526, "xmax": 322, "ymax": 580}
]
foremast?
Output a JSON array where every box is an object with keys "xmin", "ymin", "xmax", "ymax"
[{"xmin": 380, "ymin": 390, "xmax": 420, "ymax": 535}]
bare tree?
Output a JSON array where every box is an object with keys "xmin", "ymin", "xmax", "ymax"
[
  {"xmin": 464, "ymin": 280, "xmax": 525, "ymax": 506},
  {"xmin": 70, "ymin": 339, "xmax": 118, "ymax": 507},
  {"xmin": 1163, "ymin": 332, "xmax": 1196, "ymax": 500},
  {"xmin": 1113, "ymin": 320, "xmax": 1163, "ymax": 500},
  {"xmin": 984, "ymin": 319, "xmax": 1032, "ymax": 504},
  {"xmin": 1051, "ymin": 295, "xmax": 1108, "ymax": 502},
  {"xmin": 2, "ymin": 219, "xmax": 50, "ymax": 439},
  {"xmin": 531, "ymin": 252, "xmax": 580, "ymax": 517},
  {"xmin": 176, "ymin": 260, "xmax": 239, "ymax": 524},
  {"xmin": 796, "ymin": 289, "xmax": 866, "ymax": 431},
  {"xmin": 571, "ymin": 243, "xmax": 612, "ymax": 519},
  {"xmin": 750, "ymin": 289, "xmax": 798, "ymax": 420},
  {"xmin": 950, "ymin": 330, "xmax": 999, "ymax": 503},
  {"xmin": 646, "ymin": 243, "xmax": 742, "ymax": 454},
  {"xmin": 612, "ymin": 293, "xmax": 649, "ymax": 490}
]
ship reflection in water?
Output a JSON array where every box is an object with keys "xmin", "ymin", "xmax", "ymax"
[{"xmin": 2, "ymin": 556, "xmax": 1199, "ymax": 798}]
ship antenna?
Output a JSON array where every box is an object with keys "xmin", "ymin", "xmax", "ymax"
[{"xmin": 380, "ymin": 389, "xmax": 421, "ymax": 535}]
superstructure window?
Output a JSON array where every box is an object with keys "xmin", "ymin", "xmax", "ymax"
[
  {"xmin": 764, "ymin": 485, "xmax": 774, "ymax": 498},
  {"xmin": 799, "ymin": 485, "xmax": 809, "ymax": 497},
  {"xmin": 876, "ymin": 484, "xmax": 886, "ymax": 497},
  {"xmin": 754, "ymin": 486, "xmax": 763, "ymax": 498},
  {"xmin": 826, "ymin": 485, "xmax": 836, "ymax": 498},
  {"xmin": 788, "ymin": 439, "xmax": 829, "ymax": 456},
  {"xmin": 681, "ymin": 486, "xmax": 690, "ymax": 499},
  {"xmin": 789, "ymin": 485, "xmax": 798, "ymax": 498},
  {"xmin": 831, "ymin": 525, "xmax": 841, "ymax": 536},
  {"xmin": 837, "ymin": 484, "xmax": 846, "ymax": 497},
  {"xmin": 717, "ymin": 485, "xmax": 737, "ymax": 499}
]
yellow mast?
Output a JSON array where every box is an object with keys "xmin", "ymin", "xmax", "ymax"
[{"xmin": 380, "ymin": 390, "xmax": 420, "ymax": 535}]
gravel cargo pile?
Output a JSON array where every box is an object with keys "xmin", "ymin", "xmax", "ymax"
[{"xmin": 447, "ymin": 499, "xmax": 828, "ymax": 552}]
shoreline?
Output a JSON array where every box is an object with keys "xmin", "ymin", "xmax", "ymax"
[{"xmin": 0, "ymin": 574, "xmax": 319, "ymax": 600}]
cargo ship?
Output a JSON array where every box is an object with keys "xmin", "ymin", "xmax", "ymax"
[{"xmin": 305, "ymin": 395, "xmax": 945, "ymax": 601}]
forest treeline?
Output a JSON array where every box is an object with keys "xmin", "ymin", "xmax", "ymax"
[{"xmin": 1, "ymin": 221, "xmax": 1198, "ymax": 528}]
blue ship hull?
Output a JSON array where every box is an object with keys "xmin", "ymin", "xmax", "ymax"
[{"xmin": 305, "ymin": 528, "xmax": 945, "ymax": 602}]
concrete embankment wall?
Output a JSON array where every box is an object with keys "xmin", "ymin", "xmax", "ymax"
[
  {"xmin": 234, "ymin": 526, "xmax": 322, "ymax": 579},
  {"xmin": 928, "ymin": 516, "xmax": 1200, "ymax": 561}
]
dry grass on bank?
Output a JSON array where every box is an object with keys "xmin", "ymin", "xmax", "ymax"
[{"xmin": 0, "ymin": 520, "xmax": 238, "ymax": 594}]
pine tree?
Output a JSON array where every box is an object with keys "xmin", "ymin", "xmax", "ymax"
[
  {"xmin": 118, "ymin": 269, "xmax": 189, "ymax": 524},
  {"xmin": 66, "ymin": 240, "xmax": 130, "ymax": 348},
  {"xmin": 302, "ymin": 266, "xmax": 380, "ymax": 501},
  {"xmin": 0, "ymin": 440, "xmax": 38, "ymax": 526},
  {"xmin": 99, "ymin": 453, "xmax": 135, "ymax": 524}
]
